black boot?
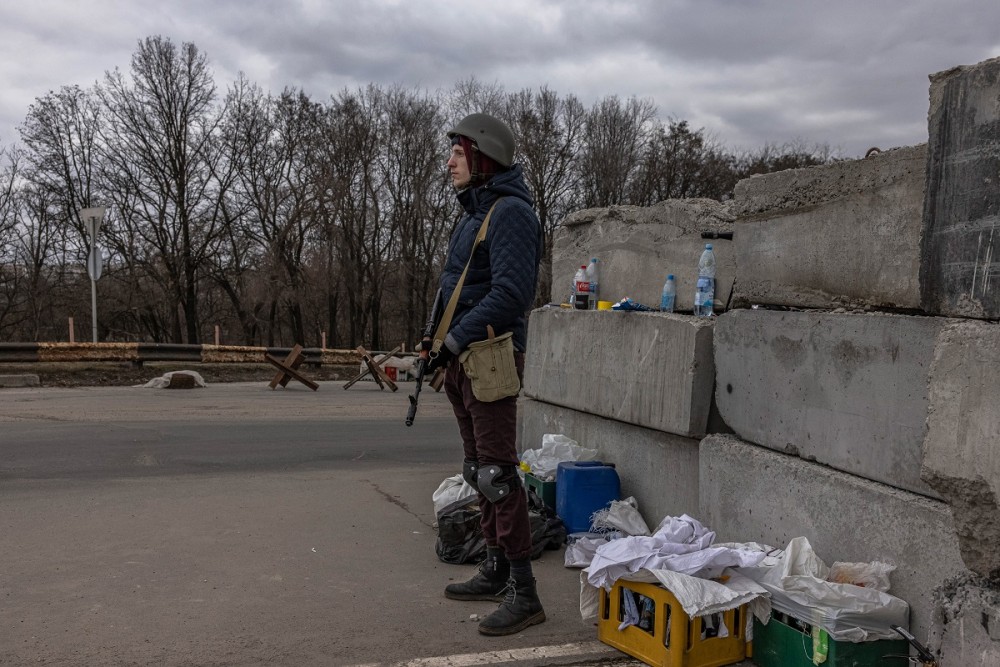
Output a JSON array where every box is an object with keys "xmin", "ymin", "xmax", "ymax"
[
  {"xmin": 444, "ymin": 550, "xmax": 509, "ymax": 602},
  {"xmin": 477, "ymin": 577, "xmax": 546, "ymax": 636}
]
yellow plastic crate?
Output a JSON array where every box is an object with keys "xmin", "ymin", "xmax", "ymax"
[{"xmin": 598, "ymin": 579, "xmax": 749, "ymax": 667}]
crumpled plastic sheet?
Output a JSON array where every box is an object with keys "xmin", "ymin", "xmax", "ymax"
[
  {"xmin": 735, "ymin": 536, "xmax": 910, "ymax": 642},
  {"xmin": 590, "ymin": 496, "xmax": 651, "ymax": 537},
  {"xmin": 586, "ymin": 514, "xmax": 767, "ymax": 590},
  {"xmin": 519, "ymin": 433, "xmax": 597, "ymax": 480},
  {"xmin": 579, "ymin": 514, "xmax": 770, "ymax": 629},
  {"xmin": 564, "ymin": 531, "xmax": 622, "ymax": 568}
]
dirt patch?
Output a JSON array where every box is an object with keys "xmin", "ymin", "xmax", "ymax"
[{"xmin": 0, "ymin": 362, "xmax": 359, "ymax": 388}]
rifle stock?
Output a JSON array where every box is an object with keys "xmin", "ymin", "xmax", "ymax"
[{"xmin": 405, "ymin": 288, "xmax": 443, "ymax": 427}]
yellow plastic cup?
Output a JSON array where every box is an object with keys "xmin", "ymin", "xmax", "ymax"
[{"xmin": 597, "ymin": 300, "xmax": 613, "ymax": 310}]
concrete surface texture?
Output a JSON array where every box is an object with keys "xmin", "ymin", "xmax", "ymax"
[
  {"xmin": 523, "ymin": 308, "xmax": 715, "ymax": 438},
  {"xmin": 921, "ymin": 320, "xmax": 1000, "ymax": 579},
  {"xmin": 518, "ymin": 398, "xmax": 700, "ymax": 530},
  {"xmin": 922, "ymin": 56, "xmax": 1000, "ymax": 319},
  {"xmin": 937, "ymin": 575, "xmax": 1000, "ymax": 665},
  {"xmin": 698, "ymin": 434, "xmax": 967, "ymax": 647},
  {"xmin": 713, "ymin": 309, "xmax": 946, "ymax": 498},
  {"xmin": 0, "ymin": 383, "xmax": 631, "ymax": 667},
  {"xmin": 729, "ymin": 144, "xmax": 926, "ymax": 310},
  {"xmin": 549, "ymin": 198, "xmax": 735, "ymax": 311}
]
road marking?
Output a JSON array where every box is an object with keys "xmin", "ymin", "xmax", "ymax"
[{"xmin": 349, "ymin": 640, "xmax": 620, "ymax": 666}]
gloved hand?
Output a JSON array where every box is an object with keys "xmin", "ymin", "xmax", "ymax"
[{"xmin": 425, "ymin": 346, "xmax": 453, "ymax": 373}]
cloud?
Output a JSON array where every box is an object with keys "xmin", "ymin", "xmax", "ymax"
[{"xmin": 1, "ymin": 0, "xmax": 998, "ymax": 156}]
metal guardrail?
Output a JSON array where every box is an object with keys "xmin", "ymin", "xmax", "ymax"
[{"xmin": 0, "ymin": 342, "xmax": 361, "ymax": 366}]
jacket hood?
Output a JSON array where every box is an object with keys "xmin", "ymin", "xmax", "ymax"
[{"xmin": 457, "ymin": 164, "xmax": 533, "ymax": 214}]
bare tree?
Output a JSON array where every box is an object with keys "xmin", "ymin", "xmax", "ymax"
[
  {"xmin": 222, "ymin": 84, "xmax": 324, "ymax": 345},
  {"xmin": 320, "ymin": 87, "xmax": 388, "ymax": 348},
  {"xmin": 0, "ymin": 146, "xmax": 31, "ymax": 339},
  {"xmin": 19, "ymin": 85, "xmax": 104, "ymax": 244},
  {"xmin": 378, "ymin": 86, "xmax": 452, "ymax": 348},
  {"xmin": 505, "ymin": 87, "xmax": 585, "ymax": 305},
  {"xmin": 736, "ymin": 139, "xmax": 840, "ymax": 178},
  {"xmin": 630, "ymin": 119, "xmax": 738, "ymax": 204},
  {"xmin": 448, "ymin": 77, "xmax": 508, "ymax": 123},
  {"xmin": 97, "ymin": 36, "xmax": 227, "ymax": 343},
  {"xmin": 579, "ymin": 96, "xmax": 657, "ymax": 208}
]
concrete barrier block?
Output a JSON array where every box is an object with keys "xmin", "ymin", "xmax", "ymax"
[
  {"xmin": 550, "ymin": 199, "xmax": 734, "ymax": 313},
  {"xmin": 921, "ymin": 320, "xmax": 1000, "ymax": 578},
  {"xmin": 700, "ymin": 434, "xmax": 967, "ymax": 647},
  {"xmin": 730, "ymin": 144, "xmax": 926, "ymax": 310},
  {"xmin": 714, "ymin": 309, "xmax": 946, "ymax": 497},
  {"xmin": 0, "ymin": 374, "xmax": 40, "ymax": 388},
  {"xmin": 524, "ymin": 308, "xmax": 715, "ymax": 438},
  {"xmin": 923, "ymin": 57, "xmax": 1000, "ymax": 319},
  {"xmin": 518, "ymin": 398, "xmax": 700, "ymax": 529}
]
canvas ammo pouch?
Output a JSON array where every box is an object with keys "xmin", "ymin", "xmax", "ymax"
[{"xmin": 459, "ymin": 325, "xmax": 520, "ymax": 403}]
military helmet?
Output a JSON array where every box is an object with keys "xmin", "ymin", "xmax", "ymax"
[{"xmin": 448, "ymin": 113, "xmax": 515, "ymax": 167}]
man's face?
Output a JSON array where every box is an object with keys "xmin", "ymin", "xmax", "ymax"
[{"xmin": 447, "ymin": 141, "xmax": 471, "ymax": 190}]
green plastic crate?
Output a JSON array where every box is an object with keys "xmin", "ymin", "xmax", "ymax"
[
  {"xmin": 524, "ymin": 472, "xmax": 556, "ymax": 510},
  {"xmin": 752, "ymin": 613, "xmax": 910, "ymax": 667}
]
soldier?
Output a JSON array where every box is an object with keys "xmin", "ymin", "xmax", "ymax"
[{"xmin": 425, "ymin": 113, "xmax": 544, "ymax": 636}]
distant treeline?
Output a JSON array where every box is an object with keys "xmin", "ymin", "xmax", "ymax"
[{"xmin": 0, "ymin": 36, "xmax": 837, "ymax": 348}]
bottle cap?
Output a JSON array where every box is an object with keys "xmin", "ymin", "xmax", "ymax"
[
  {"xmin": 705, "ymin": 244, "xmax": 713, "ymax": 250},
  {"xmin": 667, "ymin": 274, "xmax": 674, "ymax": 280},
  {"xmin": 591, "ymin": 257, "xmax": 598, "ymax": 262}
]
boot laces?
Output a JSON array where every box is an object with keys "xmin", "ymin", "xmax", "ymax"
[{"xmin": 499, "ymin": 578, "xmax": 518, "ymax": 606}]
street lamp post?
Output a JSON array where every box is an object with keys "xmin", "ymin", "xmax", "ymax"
[{"xmin": 79, "ymin": 207, "xmax": 106, "ymax": 343}]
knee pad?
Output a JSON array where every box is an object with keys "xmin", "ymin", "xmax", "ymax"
[
  {"xmin": 462, "ymin": 459, "xmax": 480, "ymax": 492},
  {"xmin": 476, "ymin": 464, "xmax": 522, "ymax": 504}
]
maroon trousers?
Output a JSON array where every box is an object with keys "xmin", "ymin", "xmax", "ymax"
[{"xmin": 443, "ymin": 353, "xmax": 532, "ymax": 561}]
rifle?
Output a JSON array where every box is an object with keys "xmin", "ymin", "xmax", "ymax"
[{"xmin": 405, "ymin": 288, "xmax": 444, "ymax": 426}]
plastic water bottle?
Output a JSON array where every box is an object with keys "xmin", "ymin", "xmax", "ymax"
[
  {"xmin": 660, "ymin": 274, "xmax": 675, "ymax": 312},
  {"xmin": 573, "ymin": 265, "xmax": 589, "ymax": 310},
  {"xmin": 585, "ymin": 258, "xmax": 599, "ymax": 309},
  {"xmin": 694, "ymin": 244, "xmax": 716, "ymax": 317}
]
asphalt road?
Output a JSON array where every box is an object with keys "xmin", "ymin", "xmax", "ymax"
[{"xmin": 0, "ymin": 381, "xmax": 640, "ymax": 666}]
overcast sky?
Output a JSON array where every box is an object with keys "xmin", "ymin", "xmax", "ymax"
[{"xmin": 2, "ymin": 0, "xmax": 998, "ymax": 158}]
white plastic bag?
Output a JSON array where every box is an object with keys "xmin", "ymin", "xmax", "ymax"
[
  {"xmin": 827, "ymin": 560, "xmax": 895, "ymax": 593},
  {"xmin": 432, "ymin": 474, "xmax": 477, "ymax": 516},
  {"xmin": 590, "ymin": 497, "xmax": 651, "ymax": 536},
  {"xmin": 519, "ymin": 433, "xmax": 597, "ymax": 480},
  {"xmin": 738, "ymin": 536, "xmax": 909, "ymax": 641}
]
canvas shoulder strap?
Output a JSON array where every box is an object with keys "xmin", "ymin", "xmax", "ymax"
[{"xmin": 431, "ymin": 199, "xmax": 503, "ymax": 355}]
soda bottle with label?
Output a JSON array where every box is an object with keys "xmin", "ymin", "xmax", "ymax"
[{"xmin": 573, "ymin": 265, "xmax": 589, "ymax": 310}]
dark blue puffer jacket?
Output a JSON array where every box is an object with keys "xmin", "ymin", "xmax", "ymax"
[{"xmin": 440, "ymin": 164, "xmax": 542, "ymax": 354}]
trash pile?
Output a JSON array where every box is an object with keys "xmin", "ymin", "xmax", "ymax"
[{"xmin": 433, "ymin": 431, "xmax": 914, "ymax": 664}]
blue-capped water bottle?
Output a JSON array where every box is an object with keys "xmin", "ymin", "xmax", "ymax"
[
  {"xmin": 660, "ymin": 274, "xmax": 675, "ymax": 312},
  {"xmin": 694, "ymin": 244, "xmax": 716, "ymax": 317},
  {"xmin": 585, "ymin": 257, "xmax": 599, "ymax": 310}
]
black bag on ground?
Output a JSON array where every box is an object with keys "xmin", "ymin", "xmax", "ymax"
[
  {"xmin": 435, "ymin": 497, "xmax": 487, "ymax": 564},
  {"xmin": 434, "ymin": 489, "xmax": 567, "ymax": 565}
]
